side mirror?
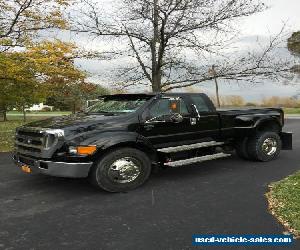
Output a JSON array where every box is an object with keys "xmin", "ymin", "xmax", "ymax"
[{"xmin": 191, "ymin": 104, "xmax": 200, "ymax": 118}]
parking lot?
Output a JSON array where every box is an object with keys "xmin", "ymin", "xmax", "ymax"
[{"xmin": 0, "ymin": 119, "xmax": 299, "ymax": 250}]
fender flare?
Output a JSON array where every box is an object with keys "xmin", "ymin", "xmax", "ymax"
[
  {"xmin": 92, "ymin": 131, "xmax": 139, "ymax": 149},
  {"xmin": 234, "ymin": 114, "xmax": 282, "ymax": 129},
  {"xmin": 89, "ymin": 131, "xmax": 158, "ymax": 161},
  {"xmin": 253, "ymin": 117, "xmax": 282, "ymax": 131},
  {"xmin": 233, "ymin": 115, "xmax": 282, "ymax": 137}
]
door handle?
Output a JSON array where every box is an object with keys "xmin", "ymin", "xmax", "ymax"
[
  {"xmin": 143, "ymin": 124, "xmax": 154, "ymax": 131},
  {"xmin": 190, "ymin": 117, "xmax": 197, "ymax": 125}
]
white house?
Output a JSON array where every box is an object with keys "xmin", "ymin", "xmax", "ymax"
[{"xmin": 25, "ymin": 103, "xmax": 54, "ymax": 111}]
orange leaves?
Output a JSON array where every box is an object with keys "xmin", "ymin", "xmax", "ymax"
[
  {"xmin": 24, "ymin": 40, "xmax": 85, "ymax": 84},
  {"xmin": 0, "ymin": 40, "xmax": 86, "ymax": 109},
  {"xmin": 0, "ymin": 0, "xmax": 69, "ymax": 46}
]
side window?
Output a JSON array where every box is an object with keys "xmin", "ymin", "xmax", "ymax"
[
  {"xmin": 190, "ymin": 96, "xmax": 210, "ymax": 112},
  {"xmin": 180, "ymin": 100, "xmax": 189, "ymax": 114},
  {"xmin": 149, "ymin": 99, "xmax": 170, "ymax": 118},
  {"xmin": 148, "ymin": 98, "xmax": 189, "ymax": 119}
]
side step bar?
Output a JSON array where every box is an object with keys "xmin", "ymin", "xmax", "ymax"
[
  {"xmin": 157, "ymin": 141, "xmax": 225, "ymax": 153},
  {"xmin": 164, "ymin": 153, "xmax": 231, "ymax": 167}
]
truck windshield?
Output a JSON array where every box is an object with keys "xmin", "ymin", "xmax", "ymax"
[{"xmin": 86, "ymin": 98, "xmax": 147, "ymax": 114}]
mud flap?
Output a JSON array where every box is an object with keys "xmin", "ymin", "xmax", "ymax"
[{"xmin": 280, "ymin": 132, "xmax": 293, "ymax": 150}]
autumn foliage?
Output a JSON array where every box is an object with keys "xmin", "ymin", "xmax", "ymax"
[
  {"xmin": 0, "ymin": 0, "xmax": 69, "ymax": 49},
  {"xmin": 0, "ymin": 40, "xmax": 88, "ymax": 120},
  {"xmin": 0, "ymin": 1, "xmax": 106, "ymax": 121}
]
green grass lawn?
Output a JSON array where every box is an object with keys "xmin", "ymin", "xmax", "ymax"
[
  {"xmin": 0, "ymin": 120, "xmax": 29, "ymax": 152},
  {"xmin": 7, "ymin": 111, "xmax": 71, "ymax": 117},
  {"xmin": 267, "ymin": 171, "xmax": 300, "ymax": 238},
  {"xmin": 283, "ymin": 108, "xmax": 300, "ymax": 115},
  {"xmin": 0, "ymin": 112, "xmax": 70, "ymax": 152}
]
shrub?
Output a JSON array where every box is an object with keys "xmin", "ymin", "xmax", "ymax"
[{"xmin": 41, "ymin": 107, "xmax": 52, "ymax": 112}]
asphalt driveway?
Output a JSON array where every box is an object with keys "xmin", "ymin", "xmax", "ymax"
[{"xmin": 0, "ymin": 119, "xmax": 300, "ymax": 250}]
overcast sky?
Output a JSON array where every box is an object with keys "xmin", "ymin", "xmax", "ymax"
[
  {"xmin": 61, "ymin": 0, "xmax": 300, "ymax": 101},
  {"xmin": 201, "ymin": 0, "xmax": 300, "ymax": 101},
  {"xmin": 242, "ymin": 0, "xmax": 300, "ymax": 36}
]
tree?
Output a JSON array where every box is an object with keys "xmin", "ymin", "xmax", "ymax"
[
  {"xmin": 0, "ymin": 0, "xmax": 68, "ymax": 51},
  {"xmin": 0, "ymin": 51, "xmax": 41, "ymax": 121},
  {"xmin": 27, "ymin": 40, "xmax": 86, "ymax": 85},
  {"xmin": 46, "ymin": 82, "xmax": 110, "ymax": 113},
  {"xmin": 288, "ymin": 31, "xmax": 300, "ymax": 56},
  {"xmin": 0, "ymin": 40, "xmax": 86, "ymax": 121},
  {"xmin": 29, "ymin": 40, "xmax": 106, "ymax": 113},
  {"xmin": 288, "ymin": 31, "xmax": 300, "ymax": 74},
  {"xmin": 73, "ymin": 0, "xmax": 291, "ymax": 92}
]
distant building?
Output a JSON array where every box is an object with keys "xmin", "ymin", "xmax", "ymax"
[{"xmin": 25, "ymin": 103, "xmax": 54, "ymax": 111}]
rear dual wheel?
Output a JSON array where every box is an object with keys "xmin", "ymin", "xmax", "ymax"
[
  {"xmin": 235, "ymin": 137, "xmax": 250, "ymax": 160},
  {"xmin": 236, "ymin": 132, "xmax": 281, "ymax": 162},
  {"xmin": 248, "ymin": 132, "xmax": 281, "ymax": 162}
]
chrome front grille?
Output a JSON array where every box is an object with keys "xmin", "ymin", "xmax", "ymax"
[
  {"xmin": 15, "ymin": 127, "xmax": 64, "ymax": 158},
  {"xmin": 15, "ymin": 129, "xmax": 45, "ymax": 152}
]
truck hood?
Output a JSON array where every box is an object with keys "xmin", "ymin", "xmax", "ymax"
[
  {"xmin": 23, "ymin": 113, "xmax": 132, "ymax": 138},
  {"xmin": 25, "ymin": 113, "xmax": 120, "ymax": 128}
]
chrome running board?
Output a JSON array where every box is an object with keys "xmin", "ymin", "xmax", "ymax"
[
  {"xmin": 164, "ymin": 153, "xmax": 231, "ymax": 167},
  {"xmin": 157, "ymin": 141, "xmax": 224, "ymax": 153}
]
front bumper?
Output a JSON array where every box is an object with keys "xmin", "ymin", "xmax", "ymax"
[{"xmin": 13, "ymin": 154, "xmax": 93, "ymax": 178}]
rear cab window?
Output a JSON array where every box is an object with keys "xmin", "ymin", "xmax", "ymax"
[{"xmin": 189, "ymin": 95, "xmax": 212, "ymax": 113}]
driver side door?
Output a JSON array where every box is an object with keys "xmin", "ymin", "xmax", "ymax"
[{"xmin": 138, "ymin": 97, "xmax": 195, "ymax": 148}]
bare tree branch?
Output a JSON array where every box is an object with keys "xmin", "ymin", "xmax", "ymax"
[
  {"xmin": 0, "ymin": 0, "xmax": 68, "ymax": 51},
  {"xmin": 72, "ymin": 0, "xmax": 293, "ymax": 92}
]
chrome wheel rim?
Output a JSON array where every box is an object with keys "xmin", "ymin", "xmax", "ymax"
[
  {"xmin": 262, "ymin": 138, "xmax": 278, "ymax": 156},
  {"xmin": 108, "ymin": 157, "xmax": 141, "ymax": 183}
]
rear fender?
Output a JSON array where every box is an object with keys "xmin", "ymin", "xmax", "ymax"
[
  {"xmin": 254, "ymin": 117, "xmax": 282, "ymax": 132},
  {"xmin": 234, "ymin": 114, "xmax": 282, "ymax": 137}
]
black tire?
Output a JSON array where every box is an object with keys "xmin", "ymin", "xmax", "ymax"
[
  {"xmin": 89, "ymin": 147, "xmax": 151, "ymax": 192},
  {"xmin": 247, "ymin": 132, "xmax": 281, "ymax": 162},
  {"xmin": 235, "ymin": 137, "xmax": 251, "ymax": 160}
]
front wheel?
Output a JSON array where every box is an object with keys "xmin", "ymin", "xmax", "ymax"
[
  {"xmin": 89, "ymin": 148, "xmax": 152, "ymax": 192},
  {"xmin": 247, "ymin": 132, "xmax": 282, "ymax": 162}
]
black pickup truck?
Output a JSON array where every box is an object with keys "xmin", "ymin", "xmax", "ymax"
[{"xmin": 13, "ymin": 93, "xmax": 292, "ymax": 192}]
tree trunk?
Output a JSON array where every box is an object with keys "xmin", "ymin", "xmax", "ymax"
[
  {"xmin": 214, "ymin": 77, "xmax": 221, "ymax": 108},
  {"xmin": 72, "ymin": 102, "xmax": 76, "ymax": 114},
  {"xmin": 22, "ymin": 105, "xmax": 26, "ymax": 122},
  {"xmin": 0, "ymin": 103, "xmax": 7, "ymax": 121},
  {"xmin": 3, "ymin": 109, "xmax": 7, "ymax": 122},
  {"xmin": 152, "ymin": 72, "xmax": 161, "ymax": 92},
  {"xmin": 212, "ymin": 65, "xmax": 221, "ymax": 108},
  {"xmin": 151, "ymin": 0, "xmax": 162, "ymax": 92}
]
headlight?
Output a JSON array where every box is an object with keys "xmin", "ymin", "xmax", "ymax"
[{"xmin": 68, "ymin": 146, "xmax": 78, "ymax": 154}]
